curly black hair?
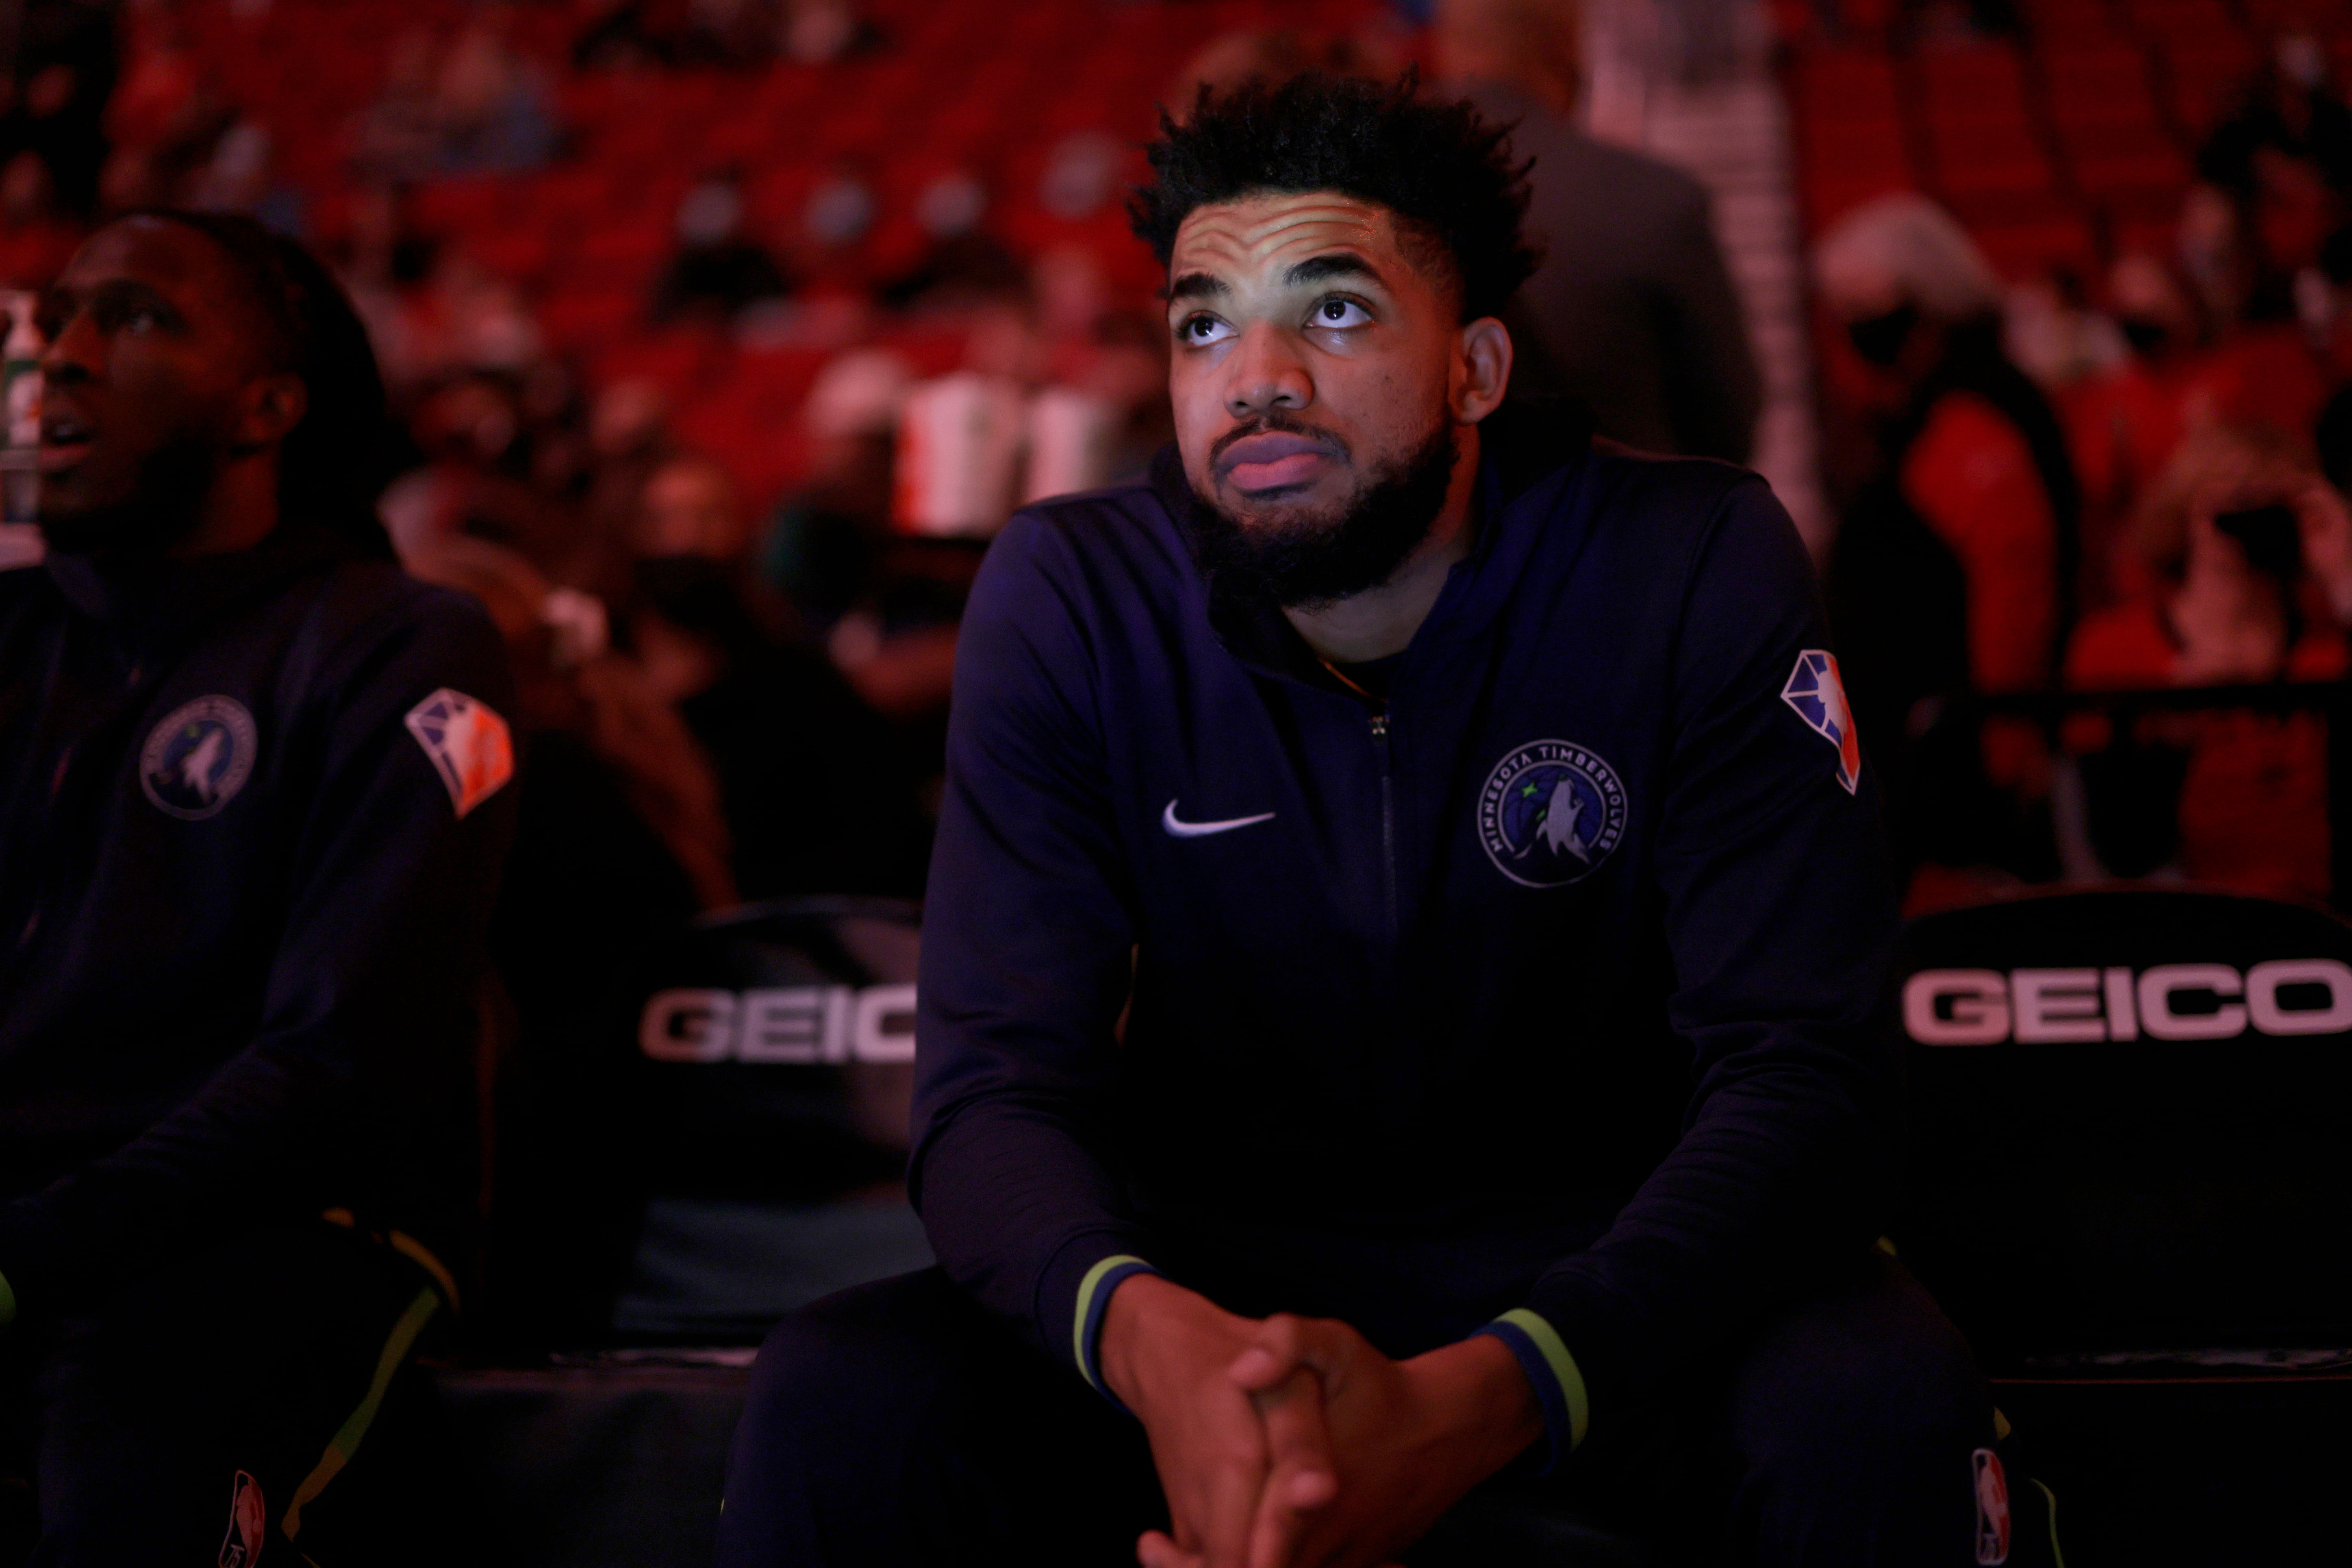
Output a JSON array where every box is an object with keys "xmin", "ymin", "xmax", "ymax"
[{"xmin": 1129, "ymin": 72, "xmax": 1539, "ymax": 323}]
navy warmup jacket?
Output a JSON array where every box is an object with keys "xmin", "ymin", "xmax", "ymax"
[
  {"xmin": 910, "ymin": 405, "xmax": 1902, "ymax": 1458},
  {"xmin": 0, "ymin": 523, "xmax": 517, "ymax": 1321}
]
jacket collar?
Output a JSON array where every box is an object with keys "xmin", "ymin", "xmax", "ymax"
[
  {"xmin": 1154, "ymin": 399, "xmax": 1596, "ymax": 689},
  {"xmin": 42, "ymin": 519, "xmax": 361, "ymax": 656}
]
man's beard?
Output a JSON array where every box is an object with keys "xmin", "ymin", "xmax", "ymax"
[
  {"xmin": 38, "ymin": 432, "xmax": 226, "ymax": 558},
  {"xmin": 1182, "ymin": 416, "xmax": 1459, "ymax": 610}
]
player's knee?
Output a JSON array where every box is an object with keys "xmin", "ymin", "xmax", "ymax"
[
  {"xmin": 1813, "ymin": 1325, "xmax": 1977, "ymax": 1462},
  {"xmin": 1731, "ymin": 1261, "xmax": 1986, "ymax": 1479},
  {"xmin": 735, "ymin": 1269, "xmax": 964, "ymax": 1461}
]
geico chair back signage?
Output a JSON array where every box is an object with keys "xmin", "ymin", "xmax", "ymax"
[
  {"xmin": 624, "ymin": 896, "xmax": 919, "ymax": 1202},
  {"xmin": 1894, "ymin": 888, "xmax": 2352, "ymax": 1367}
]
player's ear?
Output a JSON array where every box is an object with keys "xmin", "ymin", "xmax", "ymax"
[
  {"xmin": 1453, "ymin": 317, "xmax": 1512, "ymax": 424},
  {"xmin": 231, "ymin": 371, "xmax": 307, "ymax": 454}
]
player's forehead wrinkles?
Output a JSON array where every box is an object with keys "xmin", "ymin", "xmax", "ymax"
[
  {"xmin": 1172, "ymin": 195, "xmax": 1394, "ymax": 282},
  {"xmin": 61, "ymin": 228, "xmax": 231, "ymax": 325},
  {"xmin": 73, "ymin": 220, "xmax": 210, "ymax": 284}
]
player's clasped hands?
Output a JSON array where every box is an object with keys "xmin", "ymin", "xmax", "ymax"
[{"xmin": 1103, "ymin": 1275, "xmax": 1544, "ymax": 1568}]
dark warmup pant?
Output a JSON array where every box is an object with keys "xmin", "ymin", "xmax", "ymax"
[
  {"xmin": 0, "ymin": 1219, "xmax": 471, "ymax": 1567},
  {"xmin": 716, "ymin": 1254, "xmax": 2057, "ymax": 1567}
]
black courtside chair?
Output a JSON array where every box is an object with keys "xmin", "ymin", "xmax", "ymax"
[
  {"xmin": 439, "ymin": 897, "xmax": 930, "ymax": 1567},
  {"xmin": 1892, "ymin": 886, "xmax": 2352, "ymax": 1566}
]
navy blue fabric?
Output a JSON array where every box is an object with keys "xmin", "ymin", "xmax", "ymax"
[
  {"xmin": 909, "ymin": 408, "xmax": 1902, "ymax": 1437},
  {"xmin": 0, "ymin": 525, "xmax": 516, "ymax": 1317},
  {"xmin": 716, "ymin": 1255, "xmax": 1996, "ymax": 1566}
]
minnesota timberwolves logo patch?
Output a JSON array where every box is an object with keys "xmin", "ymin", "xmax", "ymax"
[
  {"xmin": 1478, "ymin": 740, "xmax": 1627, "ymax": 888},
  {"xmin": 141, "ymin": 696, "xmax": 257, "ymax": 820}
]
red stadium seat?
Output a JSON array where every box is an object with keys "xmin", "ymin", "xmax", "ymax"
[
  {"xmin": 2109, "ymin": 213, "xmax": 2180, "ymax": 256},
  {"xmin": 1918, "ymin": 41, "xmax": 2035, "ymax": 124},
  {"xmin": 412, "ymin": 178, "xmax": 517, "ymax": 240},
  {"xmin": 2021, "ymin": 0, "xmax": 2128, "ymax": 41},
  {"xmin": 466, "ymin": 228, "xmax": 557, "ymax": 285},
  {"xmin": 2055, "ymin": 146, "xmax": 2185, "ymax": 209},
  {"xmin": 535, "ymin": 289, "xmax": 643, "ymax": 354},
  {"xmin": 2039, "ymin": 42, "xmax": 2165, "ymax": 128},
  {"xmin": 1790, "ymin": 47, "xmax": 1905, "ymax": 122},
  {"xmin": 1926, "ymin": 119, "xmax": 2061, "ymax": 198},
  {"xmin": 2118, "ymin": 0, "xmax": 2243, "ymax": 35}
]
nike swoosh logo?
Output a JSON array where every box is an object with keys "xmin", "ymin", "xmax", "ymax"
[{"xmin": 1162, "ymin": 799, "xmax": 1276, "ymax": 838}]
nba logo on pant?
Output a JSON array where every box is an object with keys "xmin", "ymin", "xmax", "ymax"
[
  {"xmin": 1972, "ymin": 1447, "xmax": 2011, "ymax": 1565},
  {"xmin": 219, "ymin": 1470, "xmax": 265, "ymax": 1567}
]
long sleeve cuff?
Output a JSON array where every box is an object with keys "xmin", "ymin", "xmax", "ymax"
[
  {"xmin": 1073, "ymin": 1253, "xmax": 1160, "ymax": 1408},
  {"xmin": 1475, "ymin": 1308, "xmax": 1590, "ymax": 1472}
]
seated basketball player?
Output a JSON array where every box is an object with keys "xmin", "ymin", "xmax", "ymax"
[
  {"xmin": 719, "ymin": 76, "xmax": 2030, "ymax": 1568},
  {"xmin": 0, "ymin": 212, "xmax": 515, "ymax": 1561}
]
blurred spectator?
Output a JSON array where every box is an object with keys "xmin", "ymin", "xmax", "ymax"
[
  {"xmin": 803, "ymin": 161, "xmax": 877, "ymax": 253},
  {"xmin": 2199, "ymin": 35, "xmax": 2352, "ymax": 210},
  {"xmin": 0, "ymin": 0, "xmax": 116, "ymax": 217},
  {"xmin": 582, "ymin": 376, "xmax": 680, "ymax": 574},
  {"xmin": 1028, "ymin": 245, "xmax": 1171, "ymax": 484},
  {"xmin": 333, "ymin": 182, "xmax": 439, "ymax": 365},
  {"xmin": 2070, "ymin": 202, "xmax": 2337, "ymax": 612},
  {"xmin": 2179, "ymin": 178, "xmax": 2256, "ymax": 330},
  {"xmin": 755, "ymin": 346, "xmax": 973, "ymax": 782},
  {"xmin": 351, "ymin": 32, "xmax": 448, "ymax": 179},
  {"xmin": 780, "ymin": 0, "xmax": 874, "ymax": 63},
  {"xmin": 636, "ymin": 450, "xmax": 754, "ymax": 561},
  {"xmin": 2314, "ymin": 230, "xmax": 2352, "ymax": 496},
  {"xmin": 380, "ymin": 371, "xmax": 579, "ymax": 578},
  {"xmin": 355, "ymin": 18, "xmax": 559, "ymax": 180},
  {"xmin": 2196, "ymin": 40, "xmax": 2352, "ymax": 333},
  {"xmin": 878, "ymin": 170, "xmax": 1025, "ymax": 312},
  {"xmin": 572, "ymin": 0, "xmax": 692, "ymax": 70},
  {"xmin": 2199, "ymin": 296, "xmax": 2333, "ymax": 450},
  {"xmin": 1816, "ymin": 194, "xmax": 2081, "ymax": 893},
  {"xmin": 1437, "ymin": 0, "xmax": 1763, "ymax": 461},
  {"xmin": 104, "ymin": 7, "xmax": 196, "ymax": 154},
  {"xmin": 652, "ymin": 172, "xmax": 796, "ymax": 326},
  {"xmin": 0, "ymin": 150, "xmax": 81, "ymax": 288},
  {"xmin": 894, "ymin": 367, "xmax": 1027, "ymax": 532},
  {"xmin": 765, "ymin": 347, "xmax": 910, "ymax": 631},
  {"xmin": 573, "ymin": 0, "xmax": 870, "ymax": 70},
  {"xmin": 408, "ymin": 534, "xmax": 736, "ymax": 916},
  {"xmin": 1037, "ymin": 130, "xmax": 1123, "ymax": 223},
  {"xmin": 96, "ymin": 35, "xmax": 235, "ymax": 219},
  {"xmin": 381, "ymin": 252, "xmax": 545, "ymax": 393},
  {"xmin": 626, "ymin": 462, "xmax": 932, "ymax": 898},
  {"xmin": 2065, "ymin": 426, "xmax": 2352, "ymax": 899},
  {"xmin": 180, "ymin": 114, "xmax": 304, "ymax": 233},
  {"xmin": 691, "ymin": 0, "xmax": 786, "ymax": 65},
  {"xmin": 436, "ymin": 8, "xmax": 561, "ymax": 173},
  {"xmin": 1166, "ymin": 24, "xmax": 1403, "ymax": 110},
  {"xmin": 820, "ymin": 534, "xmax": 974, "ymax": 746},
  {"xmin": 2066, "ymin": 251, "xmax": 2212, "ymax": 610},
  {"xmin": 2002, "ymin": 269, "xmax": 2124, "ymax": 393},
  {"xmin": 1819, "ymin": 194, "xmax": 2080, "ymax": 709}
]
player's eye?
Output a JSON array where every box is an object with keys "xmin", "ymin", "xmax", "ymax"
[
  {"xmin": 95, "ymin": 296, "xmax": 170, "ymax": 335},
  {"xmin": 1177, "ymin": 313, "xmax": 1234, "ymax": 346},
  {"xmin": 1309, "ymin": 297, "xmax": 1372, "ymax": 329}
]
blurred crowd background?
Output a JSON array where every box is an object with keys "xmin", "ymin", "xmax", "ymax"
[{"xmin": 7, "ymin": 0, "xmax": 2352, "ymax": 1329}]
